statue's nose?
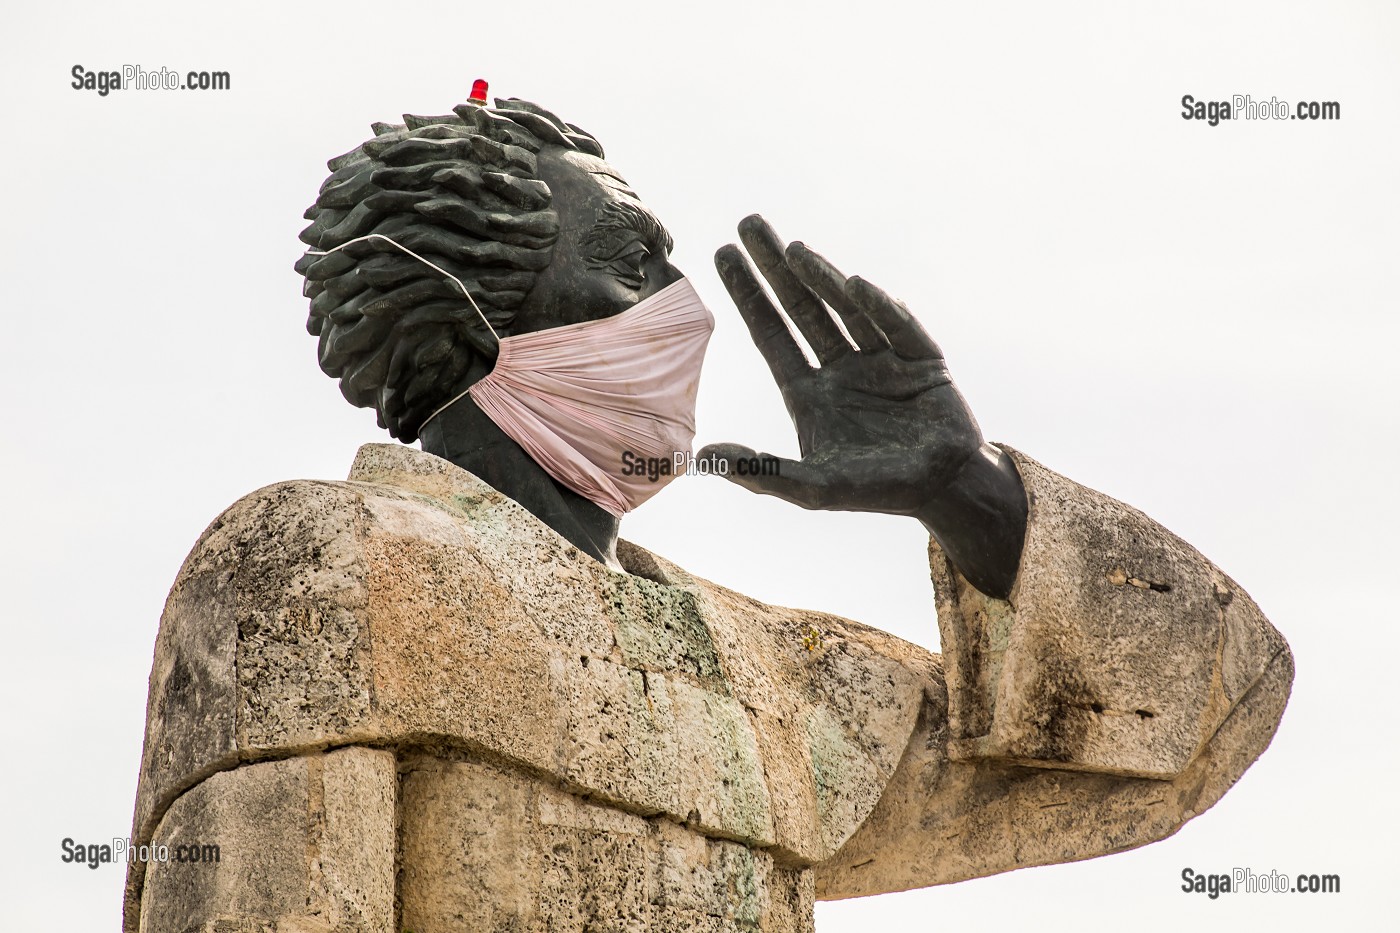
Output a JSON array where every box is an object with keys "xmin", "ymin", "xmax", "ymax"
[{"xmin": 654, "ymin": 260, "xmax": 684, "ymax": 291}]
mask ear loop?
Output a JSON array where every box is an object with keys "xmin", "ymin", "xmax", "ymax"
[
  {"xmin": 306, "ymin": 232, "xmax": 505, "ymax": 433},
  {"xmin": 305, "ymin": 233, "xmax": 502, "ymax": 347}
]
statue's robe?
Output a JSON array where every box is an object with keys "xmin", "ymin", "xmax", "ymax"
[{"xmin": 125, "ymin": 444, "xmax": 1291, "ymax": 933}]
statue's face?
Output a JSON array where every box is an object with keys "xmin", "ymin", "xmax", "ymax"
[{"xmin": 511, "ymin": 148, "xmax": 682, "ymax": 332}]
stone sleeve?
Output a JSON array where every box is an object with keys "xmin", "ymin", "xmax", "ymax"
[
  {"xmin": 930, "ymin": 446, "xmax": 1290, "ymax": 780},
  {"xmin": 813, "ymin": 447, "xmax": 1293, "ymax": 899}
]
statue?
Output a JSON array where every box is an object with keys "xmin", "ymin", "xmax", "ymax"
[{"xmin": 125, "ymin": 94, "xmax": 1292, "ymax": 933}]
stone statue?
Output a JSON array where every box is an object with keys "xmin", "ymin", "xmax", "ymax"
[{"xmin": 125, "ymin": 96, "xmax": 1292, "ymax": 933}]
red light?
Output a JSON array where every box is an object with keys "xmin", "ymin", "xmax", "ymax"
[{"xmin": 469, "ymin": 78, "xmax": 489, "ymax": 105}]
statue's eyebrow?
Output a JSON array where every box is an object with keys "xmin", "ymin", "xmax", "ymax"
[
  {"xmin": 580, "ymin": 200, "xmax": 676, "ymax": 266},
  {"xmin": 583, "ymin": 179, "xmax": 674, "ymax": 256},
  {"xmin": 628, "ymin": 203, "xmax": 673, "ymax": 255}
]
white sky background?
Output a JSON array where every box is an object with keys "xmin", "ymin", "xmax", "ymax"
[{"xmin": 2, "ymin": 1, "xmax": 1396, "ymax": 929}]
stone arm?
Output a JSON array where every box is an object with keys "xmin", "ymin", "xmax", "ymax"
[
  {"xmin": 705, "ymin": 215, "xmax": 1292, "ymax": 895},
  {"xmin": 813, "ymin": 447, "xmax": 1293, "ymax": 898}
]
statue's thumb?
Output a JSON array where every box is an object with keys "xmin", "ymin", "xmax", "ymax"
[{"xmin": 696, "ymin": 443, "xmax": 822, "ymax": 509}]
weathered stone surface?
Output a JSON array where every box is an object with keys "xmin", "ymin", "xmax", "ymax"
[
  {"xmin": 399, "ymin": 753, "xmax": 814, "ymax": 932},
  {"xmin": 130, "ymin": 481, "xmax": 374, "ymax": 849},
  {"xmin": 934, "ymin": 448, "xmax": 1288, "ymax": 779},
  {"xmin": 128, "ymin": 443, "xmax": 1290, "ymax": 930},
  {"xmin": 128, "ymin": 445, "xmax": 924, "ymax": 929},
  {"xmin": 319, "ymin": 748, "xmax": 397, "ymax": 929},
  {"xmin": 811, "ymin": 447, "xmax": 1293, "ymax": 899},
  {"xmin": 817, "ymin": 643, "xmax": 1293, "ymax": 897},
  {"xmin": 137, "ymin": 747, "xmax": 395, "ymax": 933}
]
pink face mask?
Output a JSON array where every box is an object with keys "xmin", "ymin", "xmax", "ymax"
[
  {"xmin": 454, "ymin": 278, "xmax": 715, "ymax": 515},
  {"xmin": 311, "ymin": 235, "xmax": 715, "ymax": 516}
]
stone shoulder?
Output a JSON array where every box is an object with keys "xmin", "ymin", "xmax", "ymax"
[{"xmin": 132, "ymin": 445, "xmax": 941, "ymax": 879}]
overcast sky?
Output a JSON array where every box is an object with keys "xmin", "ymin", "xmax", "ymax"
[{"xmin": 2, "ymin": 1, "xmax": 1396, "ymax": 929}]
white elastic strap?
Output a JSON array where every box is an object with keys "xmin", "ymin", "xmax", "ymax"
[
  {"xmin": 306, "ymin": 233, "xmax": 501, "ymax": 343},
  {"xmin": 417, "ymin": 384, "xmax": 477, "ymax": 432}
]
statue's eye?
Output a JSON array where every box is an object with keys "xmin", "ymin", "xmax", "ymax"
[
  {"xmin": 581, "ymin": 220, "xmax": 655, "ymax": 289},
  {"xmin": 598, "ymin": 242, "xmax": 649, "ymax": 288}
]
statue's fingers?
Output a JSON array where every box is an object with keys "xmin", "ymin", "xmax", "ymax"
[
  {"xmin": 847, "ymin": 276, "xmax": 944, "ymax": 360},
  {"xmin": 832, "ymin": 286, "xmax": 890, "ymax": 352},
  {"xmin": 737, "ymin": 215, "xmax": 849, "ymax": 364},
  {"xmin": 784, "ymin": 242, "xmax": 850, "ymax": 309},
  {"xmin": 782, "ymin": 242, "xmax": 887, "ymax": 353},
  {"xmin": 714, "ymin": 244, "xmax": 811, "ymax": 386},
  {"xmin": 696, "ymin": 443, "xmax": 831, "ymax": 510}
]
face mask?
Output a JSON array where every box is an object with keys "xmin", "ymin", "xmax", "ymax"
[
  {"xmin": 452, "ymin": 277, "xmax": 714, "ymax": 515},
  {"xmin": 309, "ymin": 235, "xmax": 715, "ymax": 516}
]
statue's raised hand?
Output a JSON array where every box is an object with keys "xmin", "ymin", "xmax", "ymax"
[{"xmin": 701, "ymin": 215, "xmax": 1027, "ymax": 598}]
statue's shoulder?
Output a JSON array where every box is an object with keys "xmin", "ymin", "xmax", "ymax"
[{"xmin": 137, "ymin": 443, "xmax": 941, "ymax": 867}]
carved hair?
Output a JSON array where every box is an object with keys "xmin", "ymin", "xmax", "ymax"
[{"xmin": 295, "ymin": 100, "xmax": 604, "ymax": 442}]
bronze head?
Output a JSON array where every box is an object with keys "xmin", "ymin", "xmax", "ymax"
[{"xmin": 296, "ymin": 98, "xmax": 680, "ymax": 444}]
